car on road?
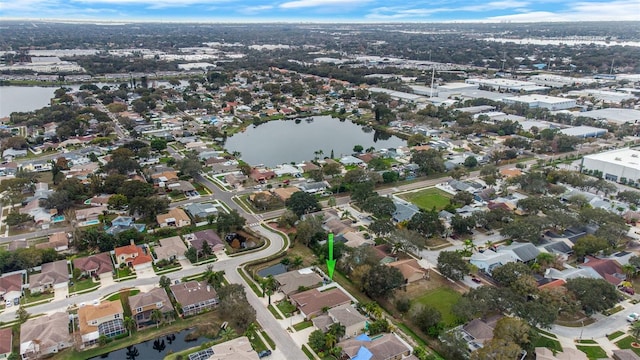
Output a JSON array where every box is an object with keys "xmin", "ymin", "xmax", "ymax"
[
  {"xmin": 258, "ymin": 350, "xmax": 272, "ymax": 358},
  {"xmin": 627, "ymin": 313, "xmax": 639, "ymax": 322}
]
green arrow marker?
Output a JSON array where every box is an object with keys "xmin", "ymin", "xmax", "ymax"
[{"xmin": 326, "ymin": 233, "xmax": 336, "ymax": 280}]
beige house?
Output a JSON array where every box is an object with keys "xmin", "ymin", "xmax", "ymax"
[
  {"xmin": 20, "ymin": 312, "xmax": 73, "ymax": 359},
  {"xmin": 170, "ymin": 281, "xmax": 219, "ymax": 316},
  {"xmin": 154, "ymin": 236, "xmax": 188, "ymax": 262},
  {"xmin": 312, "ymin": 304, "xmax": 367, "ymax": 340},
  {"xmin": 386, "ymin": 259, "xmax": 427, "ymax": 284},
  {"xmin": 290, "ymin": 287, "xmax": 351, "ymax": 320},
  {"xmin": 273, "ymin": 268, "xmax": 323, "ymax": 296},
  {"xmin": 129, "ymin": 287, "xmax": 174, "ymax": 328},
  {"xmin": 157, "ymin": 208, "xmax": 191, "ymax": 228},
  {"xmin": 73, "ymin": 252, "xmax": 114, "ymax": 280},
  {"xmin": 78, "ymin": 300, "xmax": 126, "ymax": 347},
  {"xmin": 75, "ymin": 205, "xmax": 107, "ymax": 222},
  {"xmin": 29, "ymin": 260, "xmax": 69, "ymax": 293},
  {"xmin": 207, "ymin": 336, "xmax": 259, "ymax": 360},
  {"xmin": 35, "ymin": 232, "xmax": 68, "ymax": 252}
]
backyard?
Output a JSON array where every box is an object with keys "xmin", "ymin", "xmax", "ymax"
[
  {"xmin": 412, "ymin": 287, "xmax": 462, "ymax": 326},
  {"xmin": 398, "ymin": 187, "xmax": 452, "ymax": 211}
]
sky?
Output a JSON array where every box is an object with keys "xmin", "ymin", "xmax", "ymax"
[{"xmin": 1, "ymin": 0, "xmax": 640, "ymax": 22}]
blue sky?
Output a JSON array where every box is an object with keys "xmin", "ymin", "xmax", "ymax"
[{"xmin": 1, "ymin": 0, "xmax": 639, "ymax": 22}]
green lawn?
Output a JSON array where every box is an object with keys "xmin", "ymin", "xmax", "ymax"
[
  {"xmin": 608, "ymin": 331, "xmax": 625, "ymax": 340},
  {"xmin": 267, "ymin": 305, "xmax": 282, "ymax": 320},
  {"xmin": 106, "ymin": 289, "xmax": 140, "ymax": 302},
  {"xmin": 69, "ymin": 278, "xmax": 99, "ymax": 294},
  {"xmin": 534, "ymin": 336, "xmax": 562, "ymax": 352},
  {"xmin": 246, "ymin": 329, "xmax": 268, "ymax": 352},
  {"xmin": 616, "ymin": 336, "xmax": 640, "ymax": 356},
  {"xmin": 576, "ymin": 345, "xmax": 607, "ymax": 360},
  {"xmin": 293, "ymin": 321, "xmax": 313, "ymax": 331},
  {"xmin": 413, "ymin": 287, "xmax": 461, "ymax": 326},
  {"xmin": 399, "ymin": 188, "xmax": 452, "ymax": 211},
  {"xmin": 276, "ymin": 300, "xmax": 297, "ymax": 317},
  {"xmin": 23, "ymin": 289, "xmax": 54, "ymax": 304},
  {"xmin": 576, "ymin": 339, "xmax": 598, "ymax": 344}
]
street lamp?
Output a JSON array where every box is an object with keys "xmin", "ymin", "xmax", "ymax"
[{"xmin": 580, "ymin": 319, "xmax": 584, "ymax": 340}]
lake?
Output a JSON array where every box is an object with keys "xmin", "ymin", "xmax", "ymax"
[
  {"xmin": 224, "ymin": 116, "xmax": 406, "ymax": 167},
  {"xmin": 0, "ymin": 81, "xmax": 184, "ymax": 117},
  {"xmin": 89, "ymin": 328, "xmax": 209, "ymax": 360}
]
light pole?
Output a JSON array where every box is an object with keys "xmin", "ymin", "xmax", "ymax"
[{"xmin": 580, "ymin": 319, "xmax": 584, "ymax": 340}]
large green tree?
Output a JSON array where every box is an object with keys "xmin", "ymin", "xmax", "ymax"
[
  {"xmin": 361, "ymin": 264, "xmax": 404, "ymax": 298},
  {"xmin": 566, "ymin": 278, "xmax": 620, "ymax": 315},
  {"xmin": 437, "ymin": 251, "xmax": 468, "ymax": 281},
  {"xmin": 285, "ymin": 191, "xmax": 320, "ymax": 217}
]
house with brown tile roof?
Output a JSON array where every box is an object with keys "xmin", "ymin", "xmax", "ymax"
[
  {"xmin": 78, "ymin": 300, "xmax": 126, "ymax": 347},
  {"xmin": 157, "ymin": 208, "xmax": 191, "ymax": 228},
  {"xmin": 87, "ymin": 195, "xmax": 113, "ymax": 207},
  {"xmin": 0, "ymin": 273, "xmax": 23, "ymax": 304},
  {"xmin": 29, "ymin": 260, "xmax": 69, "ymax": 293},
  {"xmin": 73, "ymin": 252, "xmax": 113, "ymax": 280},
  {"xmin": 151, "ymin": 170, "xmax": 179, "ymax": 184},
  {"xmin": 20, "ymin": 312, "xmax": 73, "ymax": 359},
  {"xmin": 386, "ymin": 259, "xmax": 427, "ymax": 283},
  {"xmin": 579, "ymin": 255, "xmax": 626, "ymax": 286},
  {"xmin": 536, "ymin": 347, "xmax": 588, "ymax": 360},
  {"xmin": 273, "ymin": 268, "xmax": 324, "ymax": 296},
  {"xmin": 169, "ymin": 281, "xmax": 219, "ymax": 316},
  {"xmin": 154, "ymin": 236, "xmax": 188, "ymax": 262},
  {"xmin": 114, "ymin": 243, "xmax": 153, "ymax": 272},
  {"xmin": 35, "ymin": 232, "xmax": 68, "ymax": 252},
  {"xmin": 207, "ymin": 336, "xmax": 259, "ymax": 360},
  {"xmin": 249, "ymin": 168, "xmax": 276, "ymax": 182},
  {"xmin": 272, "ymin": 187, "xmax": 300, "ymax": 201},
  {"xmin": 338, "ymin": 333, "xmax": 411, "ymax": 360},
  {"xmin": 290, "ymin": 287, "xmax": 351, "ymax": 320},
  {"xmin": 184, "ymin": 229, "xmax": 226, "ymax": 253},
  {"xmin": 0, "ymin": 328, "xmax": 11, "ymax": 359},
  {"xmin": 129, "ymin": 287, "xmax": 174, "ymax": 328},
  {"xmin": 312, "ymin": 304, "xmax": 367, "ymax": 340}
]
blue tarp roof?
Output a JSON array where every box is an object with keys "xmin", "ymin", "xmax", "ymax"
[
  {"xmin": 353, "ymin": 346, "xmax": 373, "ymax": 360},
  {"xmin": 356, "ymin": 334, "xmax": 371, "ymax": 341}
]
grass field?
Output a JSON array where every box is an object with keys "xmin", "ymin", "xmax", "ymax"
[
  {"xmin": 616, "ymin": 336, "xmax": 640, "ymax": 356},
  {"xmin": 607, "ymin": 331, "xmax": 625, "ymax": 340},
  {"xmin": 413, "ymin": 287, "xmax": 461, "ymax": 326},
  {"xmin": 399, "ymin": 188, "xmax": 452, "ymax": 211},
  {"xmin": 534, "ymin": 336, "xmax": 562, "ymax": 352},
  {"xmin": 576, "ymin": 345, "xmax": 607, "ymax": 360}
]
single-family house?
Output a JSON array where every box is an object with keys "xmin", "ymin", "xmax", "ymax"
[
  {"xmin": 338, "ymin": 333, "xmax": 412, "ymax": 360},
  {"xmin": 75, "ymin": 206, "xmax": 107, "ymax": 222},
  {"xmin": 339, "ymin": 156, "xmax": 364, "ymax": 166},
  {"xmin": 0, "ymin": 328, "xmax": 11, "ymax": 359},
  {"xmin": 579, "ymin": 256, "xmax": 626, "ymax": 286},
  {"xmin": 170, "ymin": 281, "xmax": 219, "ymax": 316},
  {"xmin": 312, "ymin": 304, "xmax": 367, "ymax": 339},
  {"xmin": 78, "ymin": 301, "xmax": 126, "ymax": 347},
  {"xmin": 29, "ymin": 260, "xmax": 69, "ymax": 293},
  {"xmin": 341, "ymin": 232, "xmax": 374, "ymax": 248},
  {"xmin": 114, "ymin": 243, "xmax": 153, "ymax": 272},
  {"xmin": 272, "ymin": 187, "xmax": 300, "ymax": 202},
  {"xmin": 183, "ymin": 202, "xmax": 218, "ymax": 220},
  {"xmin": 184, "ymin": 229, "xmax": 226, "ymax": 253},
  {"xmin": 206, "ymin": 336, "xmax": 259, "ymax": 360},
  {"xmin": 2, "ymin": 148, "xmax": 27, "ymax": 160},
  {"xmin": 290, "ymin": 287, "xmax": 351, "ymax": 320},
  {"xmin": 274, "ymin": 268, "xmax": 324, "ymax": 296},
  {"xmin": 105, "ymin": 216, "xmax": 146, "ymax": 235},
  {"xmin": 497, "ymin": 242, "xmax": 540, "ymax": 263},
  {"xmin": 297, "ymin": 181, "xmax": 329, "ymax": 194},
  {"xmin": 35, "ymin": 232, "xmax": 68, "ymax": 252},
  {"xmin": 129, "ymin": 287, "xmax": 175, "ymax": 328},
  {"xmin": 249, "ymin": 168, "xmax": 276, "ymax": 182},
  {"xmin": 0, "ymin": 273, "xmax": 23, "ymax": 305},
  {"xmin": 392, "ymin": 200, "xmax": 420, "ymax": 223},
  {"xmin": 157, "ymin": 208, "xmax": 191, "ymax": 228},
  {"xmin": 86, "ymin": 195, "xmax": 112, "ymax": 207},
  {"xmin": 154, "ymin": 236, "xmax": 188, "ymax": 262},
  {"xmin": 612, "ymin": 349, "xmax": 640, "ymax": 360},
  {"xmin": 151, "ymin": 170, "xmax": 179, "ymax": 184},
  {"xmin": 460, "ymin": 317, "xmax": 501, "ymax": 350},
  {"xmin": 470, "ymin": 250, "xmax": 516, "ymax": 274},
  {"xmin": 386, "ymin": 259, "xmax": 427, "ymax": 283},
  {"xmin": 73, "ymin": 253, "xmax": 114, "ymax": 281},
  {"xmin": 20, "ymin": 312, "xmax": 72, "ymax": 359}
]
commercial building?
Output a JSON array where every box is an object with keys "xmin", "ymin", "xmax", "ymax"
[
  {"xmin": 465, "ymin": 78, "xmax": 549, "ymax": 93},
  {"xmin": 578, "ymin": 108, "xmax": 640, "ymax": 125},
  {"xmin": 559, "ymin": 126, "xmax": 608, "ymax": 138},
  {"xmin": 581, "ymin": 148, "xmax": 640, "ymax": 184},
  {"xmin": 502, "ymin": 95, "xmax": 576, "ymax": 111}
]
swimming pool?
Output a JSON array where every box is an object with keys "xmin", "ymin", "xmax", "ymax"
[
  {"xmin": 80, "ymin": 219, "xmax": 100, "ymax": 227},
  {"xmin": 51, "ymin": 215, "xmax": 65, "ymax": 223}
]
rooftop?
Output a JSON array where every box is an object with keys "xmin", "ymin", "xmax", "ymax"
[{"xmin": 170, "ymin": 280, "xmax": 218, "ymax": 306}]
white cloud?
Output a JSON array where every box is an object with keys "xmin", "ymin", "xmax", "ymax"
[
  {"xmin": 279, "ymin": 0, "xmax": 370, "ymax": 9},
  {"xmin": 69, "ymin": 0, "xmax": 233, "ymax": 7},
  {"xmin": 488, "ymin": 0, "xmax": 640, "ymax": 21},
  {"xmin": 239, "ymin": 4, "xmax": 273, "ymax": 13}
]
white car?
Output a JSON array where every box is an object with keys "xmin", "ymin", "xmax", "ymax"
[{"xmin": 627, "ymin": 313, "xmax": 639, "ymax": 322}]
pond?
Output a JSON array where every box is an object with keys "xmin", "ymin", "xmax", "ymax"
[
  {"xmin": 90, "ymin": 328, "xmax": 209, "ymax": 360},
  {"xmin": 224, "ymin": 116, "xmax": 406, "ymax": 167}
]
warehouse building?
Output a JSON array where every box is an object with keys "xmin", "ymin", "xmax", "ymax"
[
  {"xmin": 581, "ymin": 148, "xmax": 640, "ymax": 184},
  {"xmin": 559, "ymin": 126, "xmax": 608, "ymax": 138},
  {"xmin": 502, "ymin": 95, "xmax": 577, "ymax": 111}
]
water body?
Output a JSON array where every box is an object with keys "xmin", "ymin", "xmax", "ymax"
[
  {"xmin": 224, "ymin": 116, "xmax": 406, "ymax": 167},
  {"xmin": 90, "ymin": 328, "xmax": 209, "ymax": 360},
  {"xmin": 0, "ymin": 81, "xmax": 181, "ymax": 117},
  {"xmin": 483, "ymin": 37, "xmax": 640, "ymax": 48}
]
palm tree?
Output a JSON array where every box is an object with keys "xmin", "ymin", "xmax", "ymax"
[
  {"xmin": 328, "ymin": 323, "xmax": 346, "ymax": 340},
  {"xmin": 623, "ymin": 264, "xmax": 637, "ymax": 280},
  {"xmin": 362, "ymin": 302, "xmax": 382, "ymax": 320},
  {"xmin": 325, "ymin": 332, "xmax": 337, "ymax": 349},
  {"xmin": 291, "ymin": 256, "xmax": 304, "ymax": 269},
  {"xmin": 244, "ymin": 322, "xmax": 259, "ymax": 336},
  {"xmin": 151, "ymin": 310, "xmax": 163, "ymax": 328},
  {"xmin": 219, "ymin": 327, "xmax": 237, "ymax": 341},
  {"xmin": 164, "ymin": 311, "xmax": 176, "ymax": 325},
  {"xmin": 261, "ymin": 275, "xmax": 278, "ymax": 305},
  {"xmin": 632, "ymin": 321, "xmax": 640, "ymax": 344},
  {"xmin": 124, "ymin": 317, "xmax": 137, "ymax": 337},
  {"xmin": 205, "ymin": 269, "xmax": 225, "ymax": 289},
  {"xmin": 463, "ymin": 239, "xmax": 477, "ymax": 255}
]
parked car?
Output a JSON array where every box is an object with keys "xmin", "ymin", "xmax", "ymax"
[
  {"xmin": 258, "ymin": 350, "xmax": 272, "ymax": 358},
  {"xmin": 471, "ymin": 277, "xmax": 482, "ymax": 284},
  {"xmin": 622, "ymin": 287, "xmax": 635, "ymax": 295},
  {"xmin": 627, "ymin": 313, "xmax": 639, "ymax": 322}
]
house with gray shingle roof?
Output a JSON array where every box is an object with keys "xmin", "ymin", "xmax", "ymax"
[{"xmin": 497, "ymin": 242, "xmax": 540, "ymax": 263}]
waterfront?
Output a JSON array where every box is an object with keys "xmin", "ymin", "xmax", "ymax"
[{"xmin": 224, "ymin": 116, "xmax": 406, "ymax": 167}]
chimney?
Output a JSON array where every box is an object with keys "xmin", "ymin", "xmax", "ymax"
[
  {"xmin": 130, "ymin": 239, "xmax": 135, "ymax": 246},
  {"xmin": 207, "ymin": 285, "xmax": 211, "ymax": 292}
]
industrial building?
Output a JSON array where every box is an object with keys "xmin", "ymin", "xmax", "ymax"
[
  {"xmin": 578, "ymin": 108, "xmax": 640, "ymax": 125},
  {"xmin": 502, "ymin": 95, "xmax": 577, "ymax": 111},
  {"xmin": 581, "ymin": 148, "xmax": 640, "ymax": 184},
  {"xmin": 559, "ymin": 126, "xmax": 608, "ymax": 138},
  {"xmin": 465, "ymin": 78, "xmax": 549, "ymax": 93}
]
